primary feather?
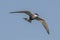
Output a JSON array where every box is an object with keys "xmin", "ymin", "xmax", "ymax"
[
  {"xmin": 10, "ymin": 10, "xmax": 33, "ymax": 16},
  {"xmin": 36, "ymin": 17, "xmax": 49, "ymax": 34}
]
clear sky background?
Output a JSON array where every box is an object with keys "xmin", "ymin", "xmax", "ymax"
[{"xmin": 0, "ymin": 0, "xmax": 60, "ymax": 40}]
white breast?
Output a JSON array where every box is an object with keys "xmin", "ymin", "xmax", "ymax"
[
  {"xmin": 34, "ymin": 15, "xmax": 38, "ymax": 17},
  {"xmin": 32, "ymin": 15, "xmax": 38, "ymax": 18}
]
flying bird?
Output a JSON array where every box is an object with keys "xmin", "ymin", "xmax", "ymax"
[{"xmin": 10, "ymin": 10, "xmax": 49, "ymax": 34}]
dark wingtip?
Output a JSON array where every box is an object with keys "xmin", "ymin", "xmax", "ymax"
[
  {"xmin": 10, "ymin": 12, "xmax": 16, "ymax": 13},
  {"xmin": 47, "ymin": 30, "xmax": 50, "ymax": 35}
]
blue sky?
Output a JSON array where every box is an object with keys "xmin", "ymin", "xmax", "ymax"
[{"xmin": 0, "ymin": 0, "xmax": 60, "ymax": 40}]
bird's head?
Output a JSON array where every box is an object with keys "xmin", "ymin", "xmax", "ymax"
[{"xmin": 35, "ymin": 13, "xmax": 39, "ymax": 16}]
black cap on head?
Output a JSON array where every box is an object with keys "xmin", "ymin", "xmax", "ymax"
[{"xmin": 35, "ymin": 13, "xmax": 39, "ymax": 16}]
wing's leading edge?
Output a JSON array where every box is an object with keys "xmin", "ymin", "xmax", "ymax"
[
  {"xmin": 36, "ymin": 17, "xmax": 49, "ymax": 34},
  {"xmin": 10, "ymin": 10, "xmax": 33, "ymax": 16}
]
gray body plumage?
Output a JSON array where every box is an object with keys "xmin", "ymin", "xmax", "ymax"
[{"xmin": 10, "ymin": 10, "xmax": 50, "ymax": 34}]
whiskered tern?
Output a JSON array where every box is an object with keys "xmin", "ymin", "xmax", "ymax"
[{"xmin": 10, "ymin": 10, "xmax": 50, "ymax": 34}]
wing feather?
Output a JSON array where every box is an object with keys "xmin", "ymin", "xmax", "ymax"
[
  {"xmin": 36, "ymin": 17, "xmax": 49, "ymax": 34},
  {"xmin": 10, "ymin": 10, "xmax": 33, "ymax": 16}
]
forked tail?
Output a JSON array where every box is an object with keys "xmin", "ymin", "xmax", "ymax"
[{"xmin": 23, "ymin": 18, "xmax": 32, "ymax": 23}]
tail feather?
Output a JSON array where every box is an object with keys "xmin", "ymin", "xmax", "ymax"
[{"xmin": 24, "ymin": 18, "xmax": 32, "ymax": 23}]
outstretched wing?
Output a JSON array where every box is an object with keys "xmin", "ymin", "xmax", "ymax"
[
  {"xmin": 36, "ymin": 17, "xmax": 49, "ymax": 34},
  {"xmin": 10, "ymin": 10, "xmax": 33, "ymax": 16}
]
